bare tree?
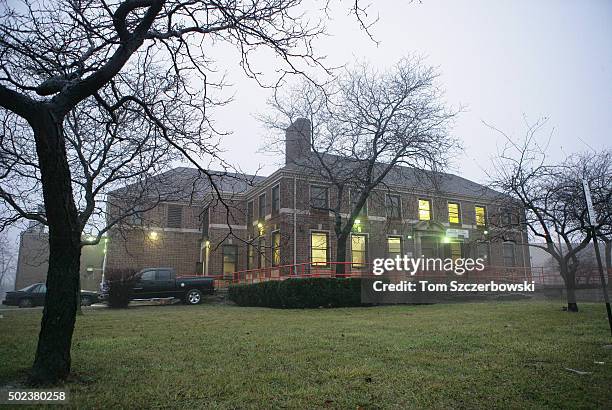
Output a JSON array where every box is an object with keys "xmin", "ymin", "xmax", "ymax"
[
  {"xmin": 487, "ymin": 119, "xmax": 608, "ymax": 312},
  {"xmin": 263, "ymin": 58, "xmax": 458, "ymax": 274},
  {"xmin": 0, "ymin": 0, "xmax": 376, "ymax": 384}
]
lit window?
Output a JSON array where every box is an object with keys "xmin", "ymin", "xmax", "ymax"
[
  {"xmin": 448, "ymin": 202, "xmax": 460, "ymax": 224},
  {"xmin": 272, "ymin": 231, "xmax": 281, "ymax": 266},
  {"xmin": 475, "ymin": 206, "xmax": 487, "ymax": 227},
  {"xmin": 311, "ymin": 232, "xmax": 328, "ymax": 266},
  {"xmin": 386, "ymin": 194, "xmax": 401, "ymax": 219},
  {"xmin": 351, "ymin": 234, "xmax": 367, "ymax": 268},
  {"xmin": 222, "ymin": 245, "xmax": 237, "ymax": 274},
  {"xmin": 418, "ymin": 199, "xmax": 431, "ymax": 221},
  {"xmin": 310, "ymin": 185, "xmax": 329, "ymax": 209},
  {"xmin": 387, "ymin": 236, "xmax": 402, "ymax": 258}
]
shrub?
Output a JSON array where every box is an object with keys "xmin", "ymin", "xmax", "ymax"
[
  {"xmin": 105, "ymin": 268, "xmax": 137, "ymax": 309},
  {"xmin": 228, "ymin": 278, "xmax": 364, "ymax": 308}
]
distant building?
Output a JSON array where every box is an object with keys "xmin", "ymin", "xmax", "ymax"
[
  {"xmin": 105, "ymin": 119, "xmax": 530, "ymax": 278},
  {"xmin": 15, "ymin": 225, "xmax": 105, "ymax": 290}
]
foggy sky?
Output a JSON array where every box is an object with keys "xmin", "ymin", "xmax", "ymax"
[{"xmin": 206, "ymin": 0, "xmax": 612, "ymax": 181}]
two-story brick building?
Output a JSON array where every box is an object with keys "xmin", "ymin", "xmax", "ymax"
[{"xmin": 105, "ymin": 119, "xmax": 530, "ymax": 278}]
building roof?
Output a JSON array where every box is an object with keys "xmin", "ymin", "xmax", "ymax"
[
  {"xmin": 110, "ymin": 167, "xmax": 266, "ymax": 201},
  {"xmin": 280, "ymin": 154, "xmax": 503, "ymax": 201}
]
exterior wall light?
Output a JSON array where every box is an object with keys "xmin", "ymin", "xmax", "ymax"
[
  {"xmin": 483, "ymin": 230, "xmax": 489, "ymax": 235},
  {"xmin": 442, "ymin": 236, "xmax": 451, "ymax": 243},
  {"xmin": 257, "ymin": 222, "xmax": 264, "ymax": 235},
  {"xmin": 149, "ymin": 231, "xmax": 159, "ymax": 240},
  {"xmin": 205, "ymin": 240, "xmax": 210, "ymax": 248}
]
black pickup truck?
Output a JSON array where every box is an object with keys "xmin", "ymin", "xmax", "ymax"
[{"xmin": 102, "ymin": 268, "xmax": 214, "ymax": 305}]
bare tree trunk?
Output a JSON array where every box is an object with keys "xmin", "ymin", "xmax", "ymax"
[
  {"xmin": 335, "ymin": 234, "xmax": 348, "ymax": 276},
  {"xmin": 561, "ymin": 263, "xmax": 578, "ymax": 312},
  {"xmin": 28, "ymin": 108, "xmax": 81, "ymax": 385},
  {"xmin": 605, "ymin": 240, "xmax": 611, "ymax": 277}
]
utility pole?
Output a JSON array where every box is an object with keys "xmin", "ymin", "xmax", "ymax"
[{"xmin": 582, "ymin": 179, "xmax": 612, "ymax": 337}]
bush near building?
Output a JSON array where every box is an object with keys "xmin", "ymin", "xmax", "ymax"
[
  {"xmin": 105, "ymin": 268, "xmax": 137, "ymax": 308},
  {"xmin": 228, "ymin": 278, "xmax": 363, "ymax": 308}
]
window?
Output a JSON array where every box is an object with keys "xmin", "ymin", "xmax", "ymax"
[
  {"xmin": 140, "ymin": 270, "xmax": 156, "ymax": 281},
  {"xmin": 500, "ymin": 208, "xmax": 512, "ymax": 226},
  {"xmin": 258, "ymin": 193, "xmax": 267, "ymax": 220},
  {"xmin": 311, "ymin": 232, "xmax": 329, "ymax": 266},
  {"xmin": 475, "ymin": 206, "xmax": 487, "ymax": 227},
  {"xmin": 420, "ymin": 236, "xmax": 439, "ymax": 259},
  {"xmin": 34, "ymin": 284, "xmax": 46, "ymax": 293},
  {"xmin": 503, "ymin": 242, "xmax": 516, "ymax": 267},
  {"xmin": 310, "ymin": 185, "xmax": 329, "ymax": 209},
  {"xmin": 247, "ymin": 201, "xmax": 254, "ymax": 227},
  {"xmin": 272, "ymin": 185, "xmax": 280, "ymax": 214},
  {"xmin": 272, "ymin": 231, "xmax": 281, "ymax": 266},
  {"xmin": 387, "ymin": 236, "xmax": 402, "ymax": 258},
  {"xmin": 157, "ymin": 269, "xmax": 172, "ymax": 281},
  {"xmin": 418, "ymin": 199, "xmax": 431, "ymax": 221},
  {"xmin": 351, "ymin": 234, "xmax": 367, "ymax": 268},
  {"xmin": 131, "ymin": 210, "xmax": 143, "ymax": 226},
  {"xmin": 223, "ymin": 245, "xmax": 238, "ymax": 274},
  {"xmin": 259, "ymin": 237, "xmax": 266, "ymax": 268},
  {"xmin": 350, "ymin": 189, "xmax": 367, "ymax": 216},
  {"xmin": 476, "ymin": 242, "xmax": 490, "ymax": 265},
  {"xmin": 201, "ymin": 207, "xmax": 209, "ymax": 237},
  {"xmin": 247, "ymin": 242, "xmax": 256, "ymax": 270},
  {"xmin": 167, "ymin": 204, "xmax": 183, "ymax": 228},
  {"xmin": 446, "ymin": 242, "xmax": 462, "ymax": 261},
  {"xmin": 386, "ymin": 194, "xmax": 401, "ymax": 219},
  {"xmin": 448, "ymin": 202, "xmax": 461, "ymax": 225}
]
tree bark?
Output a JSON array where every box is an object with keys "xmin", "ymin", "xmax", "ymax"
[
  {"xmin": 561, "ymin": 264, "xmax": 579, "ymax": 312},
  {"xmin": 335, "ymin": 234, "xmax": 348, "ymax": 276},
  {"xmin": 28, "ymin": 107, "xmax": 81, "ymax": 385}
]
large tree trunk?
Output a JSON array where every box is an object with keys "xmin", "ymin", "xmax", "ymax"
[
  {"xmin": 605, "ymin": 240, "xmax": 611, "ymax": 277},
  {"xmin": 561, "ymin": 263, "xmax": 578, "ymax": 312},
  {"xmin": 335, "ymin": 234, "xmax": 348, "ymax": 276},
  {"xmin": 28, "ymin": 107, "xmax": 81, "ymax": 385}
]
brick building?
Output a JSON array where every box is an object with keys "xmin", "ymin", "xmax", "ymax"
[
  {"xmin": 15, "ymin": 224, "xmax": 106, "ymax": 291},
  {"xmin": 105, "ymin": 119, "xmax": 530, "ymax": 277}
]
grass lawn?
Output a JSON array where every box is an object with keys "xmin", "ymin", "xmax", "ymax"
[{"xmin": 1, "ymin": 301, "xmax": 611, "ymax": 409}]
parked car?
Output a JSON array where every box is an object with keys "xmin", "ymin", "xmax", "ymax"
[
  {"xmin": 100, "ymin": 267, "xmax": 214, "ymax": 305},
  {"xmin": 2, "ymin": 283, "xmax": 99, "ymax": 308}
]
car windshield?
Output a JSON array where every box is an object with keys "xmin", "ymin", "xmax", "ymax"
[{"xmin": 18, "ymin": 284, "xmax": 41, "ymax": 292}]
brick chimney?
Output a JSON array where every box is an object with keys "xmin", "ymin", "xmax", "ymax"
[{"xmin": 285, "ymin": 118, "xmax": 311, "ymax": 165}]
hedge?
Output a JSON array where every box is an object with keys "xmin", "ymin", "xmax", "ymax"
[{"xmin": 228, "ymin": 277, "xmax": 364, "ymax": 308}]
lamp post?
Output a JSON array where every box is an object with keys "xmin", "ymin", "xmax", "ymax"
[{"xmin": 582, "ymin": 179, "xmax": 612, "ymax": 336}]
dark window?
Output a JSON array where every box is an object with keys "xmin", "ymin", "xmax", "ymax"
[
  {"xmin": 34, "ymin": 284, "xmax": 46, "ymax": 293},
  {"xmin": 272, "ymin": 185, "xmax": 280, "ymax": 214},
  {"xmin": 247, "ymin": 242, "xmax": 256, "ymax": 270},
  {"xmin": 310, "ymin": 185, "xmax": 329, "ymax": 209},
  {"xmin": 386, "ymin": 194, "xmax": 401, "ymax": 219},
  {"xmin": 157, "ymin": 269, "xmax": 172, "ymax": 280},
  {"xmin": 167, "ymin": 204, "xmax": 183, "ymax": 228},
  {"xmin": 131, "ymin": 210, "xmax": 143, "ymax": 226},
  {"xmin": 258, "ymin": 193, "xmax": 267, "ymax": 220},
  {"xmin": 420, "ymin": 236, "xmax": 439, "ymax": 258},
  {"xmin": 223, "ymin": 245, "xmax": 238, "ymax": 274},
  {"xmin": 247, "ymin": 201, "xmax": 254, "ymax": 226},
  {"xmin": 476, "ymin": 242, "xmax": 490, "ymax": 265},
  {"xmin": 141, "ymin": 270, "xmax": 156, "ymax": 281},
  {"xmin": 503, "ymin": 242, "xmax": 516, "ymax": 267},
  {"xmin": 500, "ymin": 208, "xmax": 512, "ymax": 226},
  {"xmin": 259, "ymin": 237, "xmax": 266, "ymax": 268},
  {"xmin": 201, "ymin": 207, "xmax": 209, "ymax": 237},
  {"xmin": 350, "ymin": 189, "xmax": 367, "ymax": 216}
]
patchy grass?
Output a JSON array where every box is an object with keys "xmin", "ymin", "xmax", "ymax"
[{"xmin": 0, "ymin": 302, "xmax": 611, "ymax": 409}]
